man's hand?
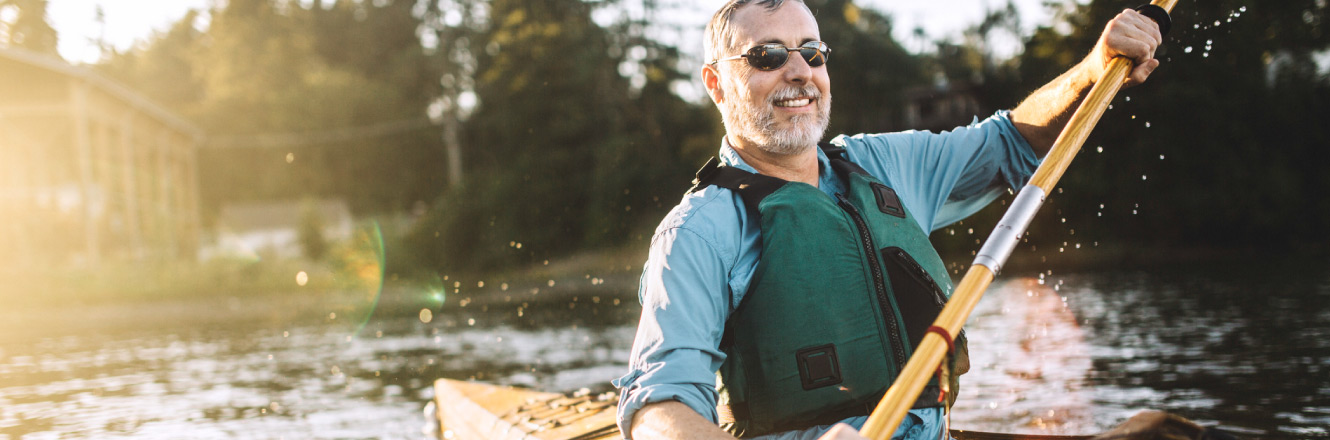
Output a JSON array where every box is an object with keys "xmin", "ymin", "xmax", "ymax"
[
  {"xmin": 1010, "ymin": 8, "xmax": 1165, "ymax": 154},
  {"xmin": 1086, "ymin": 8, "xmax": 1164, "ymax": 87},
  {"xmin": 818, "ymin": 423, "xmax": 869, "ymax": 440}
]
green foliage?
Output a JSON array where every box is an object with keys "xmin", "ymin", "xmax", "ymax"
[
  {"xmin": 0, "ymin": 0, "xmax": 58, "ymax": 55},
  {"xmin": 90, "ymin": 0, "xmax": 1330, "ymax": 278},
  {"xmin": 406, "ymin": 0, "xmax": 714, "ymax": 272},
  {"xmin": 98, "ymin": 0, "xmax": 446, "ymax": 218},
  {"xmin": 1006, "ymin": 0, "xmax": 1330, "ymax": 252},
  {"xmin": 809, "ymin": 0, "xmax": 927, "ymax": 134}
]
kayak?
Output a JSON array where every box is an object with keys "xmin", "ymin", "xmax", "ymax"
[{"xmin": 430, "ymin": 378, "xmax": 1096, "ymax": 440}]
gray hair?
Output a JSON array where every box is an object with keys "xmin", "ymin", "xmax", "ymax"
[{"xmin": 704, "ymin": 0, "xmax": 812, "ymax": 64}]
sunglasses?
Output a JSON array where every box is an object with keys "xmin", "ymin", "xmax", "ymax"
[{"xmin": 710, "ymin": 41, "xmax": 831, "ymax": 71}]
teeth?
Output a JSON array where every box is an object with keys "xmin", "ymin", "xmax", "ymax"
[{"xmin": 776, "ymin": 98, "xmax": 811, "ymax": 107}]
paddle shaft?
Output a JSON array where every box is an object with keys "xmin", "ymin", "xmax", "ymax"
[{"xmin": 858, "ymin": 1, "xmax": 1178, "ymax": 437}]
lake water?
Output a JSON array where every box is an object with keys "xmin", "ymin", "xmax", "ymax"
[{"xmin": 2, "ymin": 260, "xmax": 1327, "ymax": 439}]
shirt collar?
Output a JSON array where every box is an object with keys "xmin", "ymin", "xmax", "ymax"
[{"xmin": 717, "ymin": 137, "xmax": 840, "ymax": 190}]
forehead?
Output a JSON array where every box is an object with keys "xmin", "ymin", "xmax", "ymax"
[{"xmin": 728, "ymin": 2, "xmax": 821, "ymax": 47}]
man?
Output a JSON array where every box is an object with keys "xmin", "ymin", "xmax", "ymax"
[{"xmin": 614, "ymin": 1, "xmax": 1163, "ymax": 439}]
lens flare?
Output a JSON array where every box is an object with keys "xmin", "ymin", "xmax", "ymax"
[{"xmin": 324, "ymin": 221, "xmax": 386, "ymax": 338}]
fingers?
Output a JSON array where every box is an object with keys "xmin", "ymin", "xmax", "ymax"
[
  {"xmin": 1103, "ymin": 9, "xmax": 1163, "ymax": 64},
  {"xmin": 818, "ymin": 423, "xmax": 869, "ymax": 440},
  {"xmin": 1098, "ymin": 8, "xmax": 1164, "ymax": 87},
  {"xmin": 1124, "ymin": 58, "xmax": 1160, "ymax": 87}
]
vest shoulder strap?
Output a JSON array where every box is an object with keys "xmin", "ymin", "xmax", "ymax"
[
  {"xmin": 687, "ymin": 156, "xmax": 787, "ymax": 213},
  {"xmin": 687, "ymin": 143, "xmax": 878, "ymax": 212},
  {"xmin": 819, "ymin": 143, "xmax": 874, "ymax": 185}
]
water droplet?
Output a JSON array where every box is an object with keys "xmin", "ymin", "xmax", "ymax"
[
  {"xmin": 419, "ymin": 308, "xmax": 433, "ymax": 323},
  {"xmin": 1214, "ymin": 20, "xmax": 1221, "ymax": 26},
  {"xmin": 1160, "ymin": 154, "xmax": 1165, "ymax": 160},
  {"xmin": 329, "ymin": 312, "xmax": 336, "ymax": 320},
  {"xmin": 1185, "ymin": 46, "xmax": 1193, "ymax": 53},
  {"xmin": 1142, "ymin": 175, "xmax": 1147, "ymax": 180},
  {"xmin": 285, "ymin": 152, "xmax": 295, "ymax": 163},
  {"xmin": 467, "ymin": 318, "xmax": 476, "ymax": 326},
  {"xmin": 501, "ymin": 283, "xmax": 509, "ymax": 291},
  {"xmin": 283, "ymin": 331, "xmax": 289, "ymax": 337},
  {"xmin": 296, "ymin": 271, "xmax": 308, "ymax": 286},
  {"xmin": 1097, "ymin": 146, "xmax": 1104, "ymax": 153},
  {"xmin": 1099, "ymin": 204, "xmax": 1105, "ymax": 209},
  {"xmin": 477, "ymin": 281, "xmax": 485, "ymax": 288},
  {"xmin": 1131, "ymin": 115, "xmax": 1137, "ymax": 119},
  {"xmin": 1203, "ymin": 52, "xmax": 1210, "ymax": 58},
  {"xmin": 1125, "ymin": 96, "xmax": 1131, "ymax": 102},
  {"xmin": 547, "ymin": 280, "xmax": 556, "ymax": 287},
  {"xmin": 1144, "ymin": 121, "xmax": 1151, "ymax": 128}
]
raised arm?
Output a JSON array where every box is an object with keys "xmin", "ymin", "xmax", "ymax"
[{"xmin": 1010, "ymin": 8, "xmax": 1164, "ymax": 156}]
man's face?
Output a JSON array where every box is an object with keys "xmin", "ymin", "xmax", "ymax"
[{"xmin": 709, "ymin": 1, "xmax": 831, "ymax": 156}]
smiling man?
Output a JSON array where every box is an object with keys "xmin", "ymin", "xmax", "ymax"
[{"xmin": 613, "ymin": 1, "xmax": 1164, "ymax": 439}]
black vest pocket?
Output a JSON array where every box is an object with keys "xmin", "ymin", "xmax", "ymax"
[{"xmin": 880, "ymin": 247, "xmax": 951, "ymax": 349}]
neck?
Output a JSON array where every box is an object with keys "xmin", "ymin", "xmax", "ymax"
[{"xmin": 728, "ymin": 135, "xmax": 819, "ymax": 186}]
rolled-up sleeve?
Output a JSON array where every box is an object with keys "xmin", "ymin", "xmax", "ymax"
[
  {"xmin": 838, "ymin": 110, "xmax": 1040, "ymax": 232},
  {"xmin": 614, "ymin": 226, "xmax": 733, "ymax": 438}
]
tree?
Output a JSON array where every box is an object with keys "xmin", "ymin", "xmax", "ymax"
[
  {"xmin": 1009, "ymin": 0, "xmax": 1330, "ymax": 252},
  {"xmin": 0, "ymin": 0, "xmax": 58, "ymax": 55},
  {"xmin": 98, "ymin": 0, "xmax": 447, "ymax": 218}
]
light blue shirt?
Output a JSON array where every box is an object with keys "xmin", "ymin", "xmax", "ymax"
[{"xmin": 613, "ymin": 111, "xmax": 1040, "ymax": 439}]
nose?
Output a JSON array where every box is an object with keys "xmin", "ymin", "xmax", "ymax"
[{"xmin": 782, "ymin": 51, "xmax": 812, "ymax": 84}]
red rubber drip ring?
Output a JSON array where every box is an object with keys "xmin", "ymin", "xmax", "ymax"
[{"xmin": 925, "ymin": 325, "xmax": 955, "ymax": 353}]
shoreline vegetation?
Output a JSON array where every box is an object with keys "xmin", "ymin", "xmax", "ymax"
[{"xmin": 6, "ymin": 240, "xmax": 1312, "ymax": 312}]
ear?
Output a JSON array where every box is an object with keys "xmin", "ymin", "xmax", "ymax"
[{"xmin": 702, "ymin": 64, "xmax": 724, "ymax": 105}]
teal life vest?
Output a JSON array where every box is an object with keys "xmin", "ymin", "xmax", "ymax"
[{"xmin": 692, "ymin": 145, "xmax": 970, "ymax": 438}]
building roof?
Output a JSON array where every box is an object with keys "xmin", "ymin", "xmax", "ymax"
[{"xmin": 0, "ymin": 46, "xmax": 204, "ymax": 139}]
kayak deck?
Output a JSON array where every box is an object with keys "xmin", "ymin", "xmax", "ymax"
[
  {"xmin": 432, "ymin": 379, "xmax": 1094, "ymax": 440},
  {"xmin": 434, "ymin": 379, "xmax": 620, "ymax": 440}
]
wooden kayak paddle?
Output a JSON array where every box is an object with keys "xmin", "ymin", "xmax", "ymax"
[{"xmin": 858, "ymin": 1, "xmax": 1178, "ymax": 438}]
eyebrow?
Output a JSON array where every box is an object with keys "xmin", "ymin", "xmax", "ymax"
[{"xmin": 753, "ymin": 37, "xmax": 819, "ymax": 46}]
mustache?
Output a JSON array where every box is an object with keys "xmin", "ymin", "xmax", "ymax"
[{"xmin": 768, "ymin": 85, "xmax": 821, "ymax": 103}]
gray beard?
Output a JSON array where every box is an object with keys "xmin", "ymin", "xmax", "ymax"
[{"xmin": 721, "ymin": 84, "xmax": 831, "ymax": 156}]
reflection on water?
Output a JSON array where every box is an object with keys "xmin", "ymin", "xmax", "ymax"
[
  {"xmin": 2, "ymin": 261, "xmax": 1328, "ymax": 438},
  {"xmin": 956, "ymin": 262, "xmax": 1330, "ymax": 437},
  {"xmin": 0, "ymin": 289, "xmax": 637, "ymax": 439}
]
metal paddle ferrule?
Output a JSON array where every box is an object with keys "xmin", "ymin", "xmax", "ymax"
[{"xmin": 858, "ymin": 1, "xmax": 1177, "ymax": 438}]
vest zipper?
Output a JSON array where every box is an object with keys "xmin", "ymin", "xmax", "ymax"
[
  {"xmin": 882, "ymin": 247, "xmax": 966, "ymax": 348},
  {"xmin": 836, "ymin": 193, "xmax": 908, "ymax": 370}
]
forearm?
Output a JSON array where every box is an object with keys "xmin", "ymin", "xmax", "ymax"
[
  {"xmin": 1010, "ymin": 8, "xmax": 1164, "ymax": 156},
  {"xmin": 630, "ymin": 401, "xmax": 735, "ymax": 440},
  {"xmin": 1008, "ymin": 59, "xmax": 1097, "ymax": 157}
]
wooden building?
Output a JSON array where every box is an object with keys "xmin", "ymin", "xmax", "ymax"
[{"xmin": 0, "ymin": 47, "xmax": 202, "ymax": 264}]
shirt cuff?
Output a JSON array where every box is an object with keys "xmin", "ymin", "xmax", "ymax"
[{"xmin": 615, "ymin": 381, "xmax": 719, "ymax": 439}]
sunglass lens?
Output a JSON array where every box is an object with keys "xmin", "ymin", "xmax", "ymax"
[
  {"xmin": 799, "ymin": 43, "xmax": 827, "ymax": 67},
  {"xmin": 747, "ymin": 45, "xmax": 790, "ymax": 71}
]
